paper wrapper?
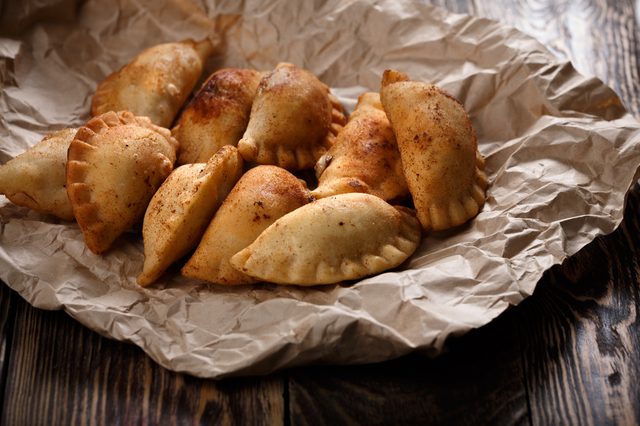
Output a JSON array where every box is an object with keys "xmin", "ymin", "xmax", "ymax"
[{"xmin": 2, "ymin": 0, "xmax": 640, "ymax": 378}]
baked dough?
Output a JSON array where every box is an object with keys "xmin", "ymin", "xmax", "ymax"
[
  {"xmin": 230, "ymin": 193, "xmax": 421, "ymax": 285},
  {"xmin": 312, "ymin": 92, "xmax": 408, "ymax": 201},
  {"xmin": 137, "ymin": 146, "xmax": 243, "ymax": 286},
  {"xmin": 66, "ymin": 111, "xmax": 178, "ymax": 254},
  {"xmin": 237, "ymin": 62, "xmax": 346, "ymax": 170},
  {"xmin": 380, "ymin": 69, "xmax": 488, "ymax": 231},
  {"xmin": 182, "ymin": 165, "xmax": 313, "ymax": 285},
  {"xmin": 173, "ymin": 68, "xmax": 263, "ymax": 165},
  {"xmin": 0, "ymin": 128, "xmax": 77, "ymax": 220},
  {"xmin": 91, "ymin": 39, "xmax": 215, "ymax": 128}
]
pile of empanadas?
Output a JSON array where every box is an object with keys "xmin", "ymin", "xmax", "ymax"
[{"xmin": 0, "ymin": 39, "xmax": 488, "ymax": 287}]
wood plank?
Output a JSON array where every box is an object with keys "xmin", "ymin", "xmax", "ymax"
[
  {"xmin": 288, "ymin": 306, "xmax": 529, "ymax": 425},
  {"xmin": 514, "ymin": 184, "xmax": 640, "ymax": 425},
  {"xmin": 466, "ymin": 0, "xmax": 640, "ymax": 117},
  {"xmin": 1, "ymin": 298, "xmax": 285, "ymax": 425},
  {"xmin": 427, "ymin": 0, "xmax": 640, "ymax": 118},
  {"xmin": 0, "ymin": 283, "xmax": 15, "ymax": 422}
]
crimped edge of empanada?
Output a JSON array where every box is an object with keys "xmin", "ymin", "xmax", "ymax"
[
  {"xmin": 230, "ymin": 194, "xmax": 422, "ymax": 285},
  {"xmin": 238, "ymin": 64, "xmax": 347, "ymax": 171},
  {"xmin": 66, "ymin": 111, "xmax": 177, "ymax": 254},
  {"xmin": 419, "ymin": 151, "xmax": 489, "ymax": 231},
  {"xmin": 326, "ymin": 92, "xmax": 347, "ymax": 145}
]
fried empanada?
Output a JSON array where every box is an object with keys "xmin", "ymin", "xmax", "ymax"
[
  {"xmin": 182, "ymin": 165, "xmax": 313, "ymax": 285},
  {"xmin": 173, "ymin": 68, "xmax": 263, "ymax": 165},
  {"xmin": 92, "ymin": 39, "xmax": 215, "ymax": 128},
  {"xmin": 237, "ymin": 62, "xmax": 346, "ymax": 170},
  {"xmin": 0, "ymin": 128, "xmax": 76, "ymax": 220},
  {"xmin": 138, "ymin": 146, "xmax": 243, "ymax": 286},
  {"xmin": 312, "ymin": 92, "xmax": 408, "ymax": 201},
  {"xmin": 380, "ymin": 69, "xmax": 488, "ymax": 231},
  {"xmin": 230, "ymin": 193, "xmax": 421, "ymax": 285},
  {"xmin": 66, "ymin": 111, "xmax": 178, "ymax": 254}
]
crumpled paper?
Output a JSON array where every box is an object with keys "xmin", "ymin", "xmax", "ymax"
[{"xmin": 1, "ymin": 0, "xmax": 640, "ymax": 378}]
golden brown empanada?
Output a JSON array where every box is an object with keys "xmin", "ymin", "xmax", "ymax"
[
  {"xmin": 237, "ymin": 62, "xmax": 346, "ymax": 170},
  {"xmin": 230, "ymin": 193, "xmax": 421, "ymax": 286},
  {"xmin": 312, "ymin": 92, "xmax": 408, "ymax": 201},
  {"xmin": 66, "ymin": 111, "xmax": 178, "ymax": 254},
  {"xmin": 173, "ymin": 68, "xmax": 263, "ymax": 165},
  {"xmin": 91, "ymin": 39, "xmax": 215, "ymax": 128},
  {"xmin": 0, "ymin": 128, "xmax": 76, "ymax": 220},
  {"xmin": 138, "ymin": 146, "xmax": 243, "ymax": 286},
  {"xmin": 380, "ymin": 69, "xmax": 488, "ymax": 231},
  {"xmin": 182, "ymin": 165, "xmax": 313, "ymax": 285}
]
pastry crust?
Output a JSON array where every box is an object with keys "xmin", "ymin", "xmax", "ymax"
[
  {"xmin": 173, "ymin": 68, "xmax": 263, "ymax": 165},
  {"xmin": 380, "ymin": 69, "xmax": 488, "ymax": 231},
  {"xmin": 237, "ymin": 62, "xmax": 346, "ymax": 170},
  {"xmin": 0, "ymin": 128, "xmax": 76, "ymax": 220},
  {"xmin": 230, "ymin": 193, "xmax": 422, "ymax": 285},
  {"xmin": 312, "ymin": 92, "xmax": 408, "ymax": 201},
  {"xmin": 137, "ymin": 146, "xmax": 243, "ymax": 286},
  {"xmin": 91, "ymin": 39, "xmax": 214, "ymax": 128},
  {"xmin": 66, "ymin": 111, "xmax": 178, "ymax": 254},
  {"xmin": 182, "ymin": 165, "xmax": 313, "ymax": 285}
]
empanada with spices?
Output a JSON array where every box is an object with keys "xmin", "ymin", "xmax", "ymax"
[
  {"xmin": 312, "ymin": 92, "xmax": 408, "ymax": 201},
  {"xmin": 66, "ymin": 111, "xmax": 178, "ymax": 254},
  {"xmin": 182, "ymin": 165, "xmax": 312, "ymax": 285},
  {"xmin": 92, "ymin": 39, "xmax": 214, "ymax": 128},
  {"xmin": 237, "ymin": 62, "xmax": 346, "ymax": 170},
  {"xmin": 380, "ymin": 69, "xmax": 488, "ymax": 231},
  {"xmin": 173, "ymin": 68, "xmax": 263, "ymax": 165},
  {"xmin": 138, "ymin": 146, "xmax": 243, "ymax": 286},
  {"xmin": 230, "ymin": 193, "xmax": 421, "ymax": 285},
  {"xmin": 0, "ymin": 128, "xmax": 76, "ymax": 220}
]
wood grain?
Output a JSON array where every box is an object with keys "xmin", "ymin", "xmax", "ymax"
[
  {"xmin": 515, "ymin": 185, "xmax": 640, "ymax": 425},
  {"xmin": 429, "ymin": 0, "xmax": 640, "ymax": 118},
  {"xmin": 0, "ymin": 283, "xmax": 15, "ymax": 421},
  {"xmin": 288, "ymin": 307, "xmax": 530, "ymax": 425},
  {"xmin": 1, "ymin": 296, "xmax": 285, "ymax": 425}
]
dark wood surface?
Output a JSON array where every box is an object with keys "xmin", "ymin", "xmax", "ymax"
[{"xmin": 2, "ymin": 0, "xmax": 640, "ymax": 424}]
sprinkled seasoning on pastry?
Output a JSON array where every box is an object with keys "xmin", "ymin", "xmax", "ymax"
[
  {"xmin": 380, "ymin": 69, "xmax": 488, "ymax": 231},
  {"xmin": 0, "ymin": 128, "xmax": 77, "ymax": 221},
  {"xmin": 137, "ymin": 146, "xmax": 244, "ymax": 286},
  {"xmin": 66, "ymin": 111, "xmax": 178, "ymax": 254},
  {"xmin": 92, "ymin": 39, "xmax": 215, "ymax": 128},
  {"xmin": 230, "ymin": 193, "xmax": 421, "ymax": 286},
  {"xmin": 173, "ymin": 68, "xmax": 263, "ymax": 165},
  {"xmin": 237, "ymin": 62, "xmax": 346, "ymax": 171},
  {"xmin": 182, "ymin": 165, "xmax": 313, "ymax": 285},
  {"xmin": 312, "ymin": 92, "xmax": 408, "ymax": 202}
]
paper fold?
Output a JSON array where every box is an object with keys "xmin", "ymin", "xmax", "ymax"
[{"xmin": 1, "ymin": 0, "xmax": 640, "ymax": 378}]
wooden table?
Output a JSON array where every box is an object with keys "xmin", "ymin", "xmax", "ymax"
[{"xmin": 2, "ymin": 0, "xmax": 640, "ymax": 424}]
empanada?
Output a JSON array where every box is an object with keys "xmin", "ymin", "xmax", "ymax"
[
  {"xmin": 0, "ymin": 128, "xmax": 76, "ymax": 220},
  {"xmin": 138, "ymin": 146, "xmax": 243, "ymax": 286},
  {"xmin": 66, "ymin": 111, "xmax": 178, "ymax": 254},
  {"xmin": 173, "ymin": 68, "xmax": 263, "ymax": 165},
  {"xmin": 230, "ymin": 193, "xmax": 421, "ymax": 285},
  {"xmin": 312, "ymin": 92, "xmax": 408, "ymax": 201},
  {"xmin": 237, "ymin": 62, "xmax": 346, "ymax": 170},
  {"xmin": 91, "ymin": 39, "xmax": 215, "ymax": 128},
  {"xmin": 380, "ymin": 69, "xmax": 488, "ymax": 231},
  {"xmin": 182, "ymin": 165, "xmax": 313, "ymax": 285}
]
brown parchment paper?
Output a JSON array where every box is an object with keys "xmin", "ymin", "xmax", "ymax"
[{"xmin": 2, "ymin": 0, "xmax": 640, "ymax": 378}]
